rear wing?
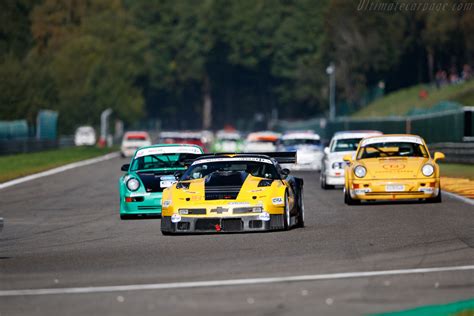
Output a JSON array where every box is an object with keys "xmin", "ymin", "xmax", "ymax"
[{"xmin": 178, "ymin": 152, "xmax": 297, "ymax": 166}]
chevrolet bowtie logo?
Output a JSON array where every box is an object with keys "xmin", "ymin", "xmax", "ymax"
[{"xmin": 210, "ymin": 207, "xmax": 228, "ymax": 214}]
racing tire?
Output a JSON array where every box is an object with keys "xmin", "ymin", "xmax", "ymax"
[
  {"xmin": 283, "ymin": 192, "xmax": 291, "ymax": 230},
  {"xmin": 344, "ymin": 188, "xmax": 361, "ymax": 205},
  {"xmin": 296, "ymin": 187, "xmax": 305, "ymax": 228},
  {"xmin": 120, "ymin": 214, "xmax": 134, "ymax": 220},
  {"xmin": 320, "ymin": 173, "xmax": 333, "ymax": 190},
  {"xmin": 161, "ymin": 230, "xmax": 173, "ymax": 236},
  {"xmin": 426, "ymin": 189, "xmax": 442, "ymax": 203}
]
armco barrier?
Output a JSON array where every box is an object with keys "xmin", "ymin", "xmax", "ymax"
[
  {"xmin": 0, "ymin": 139, "xmax": 58, "ymax": 155},
  {"xmin": 429, "ymin": 143, "xmax": 474, "ymax": 164},
  {"xmin": 0, "ymin": 136, "xmax": 75, "ymax": 156},
  {"xmin": 275, "ymin": 107, "xmax": 473, "ymax": 144}
]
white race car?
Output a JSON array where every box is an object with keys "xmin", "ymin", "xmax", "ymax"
[
  {"xmin": 277, "ymin": 132, "xmax": 323, "ymax": 170},
  {"xmin": 120, "ymin": 131, "xmax": 152, "ymax": 158},
  {"xmin": 74, "ymin": 126, "xmax": 96, "ymax": 146},
  {"xmin": 320, "ymin": 130, "xmax": 382, "ymax": 189}
]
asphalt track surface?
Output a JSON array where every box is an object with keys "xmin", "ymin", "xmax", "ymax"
[{"xmin": 0, "ymin": 157, "xmax": 473, "ymax": 315}]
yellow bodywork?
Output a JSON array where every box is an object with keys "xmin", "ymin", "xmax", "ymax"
[
  {"xmin": 162, "ymin": 174, "xmax": 295, "ymax": 217},
  {"xmin": 344, "ymin": 134, "xmax": 444, "ymax": 201}
]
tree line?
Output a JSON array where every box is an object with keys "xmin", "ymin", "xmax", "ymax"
[{"xmin": 0, "ymin": 0, "xmax": 472, "ymax": 133}]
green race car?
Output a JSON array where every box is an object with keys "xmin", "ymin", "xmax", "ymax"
[
  {"xmin": 119, "ymin": 144, "xmax": 204, "ymax": 219},
  {"xmin": 211, "ymin": 130, "xmax": 244, "ymax": 152}
]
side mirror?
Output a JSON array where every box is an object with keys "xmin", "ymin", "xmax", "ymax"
[
  {"xmin": 324, "ymin": 147, "xmax": 330, "ymax": 155},
  {"xmin": 281, "ymin": 168, "xmax": 290, "ymax": 177},
  {"xmin": 174, "ymin": 171, "xmax": 183, "ymax": 180},
  {"xmin": 121, "ymin": 164, "xmax": 130, "ymax": 172},
  {"xmin": 433, "ymin": 152, "xmax": 445, "ymax": 162},
  {"xmin": 343, "ymin": 154, "xmax": 352, "ymax": 163}
]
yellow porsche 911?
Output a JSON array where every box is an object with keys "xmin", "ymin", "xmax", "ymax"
[
  {"xmin": 343, "ymin": 134, "xmax": 445, "ymax": 204},
  {"xmin": 160, "ymin": 153, "xmax": 304, "ymax": 234}
]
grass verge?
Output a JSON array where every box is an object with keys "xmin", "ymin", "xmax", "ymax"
[
  {"xmin": 439, "ymin": 163, "xmax": 474, "ymax": 180},
  {"xmin": 353, "ymin": 80, "xmax": 474, "ymax": 117},
  {"xmin": 0, "ymin": 146, "xmax": 117, "ymax": 183}
]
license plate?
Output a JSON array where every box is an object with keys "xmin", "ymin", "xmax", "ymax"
[
  {"xmin": 160, "ymin": 180, "xmax": 176, "ymax": 188},
  {"xmin": 385, "ymin": 184, "xmax": 405, "ymax": 192}
]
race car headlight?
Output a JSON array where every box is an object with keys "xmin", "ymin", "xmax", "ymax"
[
  {"xmin": 258, "ymin": 179, "xmax": 274, "ymax": 187},
  {"xmin": 354, "ymin": 166, "xmax": 367, "ymax": 178},
  {"xmin": 422, "ymin": 164, "xmax": 434, "ymax": 177},
  {"xmin": 332, "ymin": 162, "xmax": 344, "ymax": 169},
  {"xmin": 126, "ymin": 178, "xmax": 140, "ymax": 191}
]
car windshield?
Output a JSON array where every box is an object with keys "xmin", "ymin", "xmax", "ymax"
[
  {"xmin": 181, "ymin": 160, "xmax": 279, "ymax": 180},
  {"xmin": 331, "ymin": 138, "xmax": 363, "ymax": 152},
  {"xmin": 130, "ymin": 153, "xmax": 184, "ymax": 171},
  {"xmin": 357, "ymin": 142, "xmax": 429, "ymax": 159},
  {"xmin": 281, "ymin": 139, "xmax": 320, "ymax": 146}
]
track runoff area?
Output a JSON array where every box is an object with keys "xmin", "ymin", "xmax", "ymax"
[{"xmin": 0, "ymin": 154, "xmax": 473, "ymax": 315}]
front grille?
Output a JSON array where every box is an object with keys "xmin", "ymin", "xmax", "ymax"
[
  {"xmin": 233, "ymin": 207, "xmax": 253, "ymax": 214},
  {"xmin": 221, "ymin": 219, "xmax": 243, "ymax": 232},
  {"xmin": 205, "ymin": 186, "xmax": 241, "ymax": 200},
  {"xmin": 187, "ymin": 208, "xmax": 206, "ymax": 215},
  {"xmin": 270, "ymin": 214, "xmax": 284, "ymax": 229},
  {"xmin": 366, "ymin": 192, "xmax": 423, "ymax": 196},
  {"xmin": 138, "ymin": 206, "xmax": 160, "ymax": 210},
  {"xmin": 195, "ymin": 219, "xmax": 220, "ymax": 231},
  {"xmin": 205, "ymin": 192, "xmax": 239, "ymax": 200},
  {"xmin": 249, "ymin": 220, "xmax": 263, "ymax": 229},
  {"xmin": 177, "ymin": 222, "xmax": 190, "ymax": 231}
]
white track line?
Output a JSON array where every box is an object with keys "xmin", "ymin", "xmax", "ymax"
[
  {"xmin": 443, "ymin": 190, "xmax": 474, "ymax": 206},
  {"xmin": 1, "ymin": 265, "xmax": 473, "ymax": 297},
  {"xmin": 0, "ymin": 152, "xmax": 120, "ymax": 190}
]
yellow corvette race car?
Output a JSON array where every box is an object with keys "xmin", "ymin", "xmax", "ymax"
[
  {"xmin": 343, "ymin": 134, "xmax": 445, "ymax": 204},
  {"xmin": 161, "ymin": 153, "xmax": 304, "ymax": 234}
]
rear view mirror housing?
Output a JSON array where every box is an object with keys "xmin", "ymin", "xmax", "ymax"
[
  {"xmin": 324, "ymin": 147, "xmax": 330, "ymax": 155},
  {"xmin": 433, "ymin": 152, "xmax": 445, "ymax": 162},
  {"xmin": 281, "ymin": 168, "xmax": 290, "ymax": 178},
  {"xmin": 121, "ymin": 164, "xmax": 130, "ymax": 172},
  {"xmin": 343, "ymin": 154, "xmax": 353, "ymax": 162}
]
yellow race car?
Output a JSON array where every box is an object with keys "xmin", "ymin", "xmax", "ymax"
[
  {"xmin": 343, "ymin": 134, "xmax": 445, "ymax": 204},
  {"xmin": 160, "ymin": 153, "xmax": 304, "ymax": 234}
]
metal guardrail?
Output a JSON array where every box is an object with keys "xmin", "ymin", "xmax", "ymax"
[
  {"xmin": 0, "ymin": 136, "xmax": 75, "ymax": 156},
  {"xmin": 430, "ymin": 142, "xmax": 474, "ymax": 164}
]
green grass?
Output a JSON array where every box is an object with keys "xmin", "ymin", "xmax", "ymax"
[
  {"xmin": 439, "ymin": 163, "xmax": 474, "ymax": 180},
  {"xmin": 0, "ymin": 146, "xmax": 117, "ymax": 183},
  {"xmin": 353, "ymin": 80, "xmax": 474, "ymax": 117}
]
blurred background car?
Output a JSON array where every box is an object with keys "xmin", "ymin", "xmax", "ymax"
[
  {"xmin": 158, "ymin": 131, "xmax": 210, "ymax": 152},
  {"xmin": 277, "ymin": 131, "xmax": 323, "ymax": 171},
  {"xmin": 320, "ymin": 130, "xmax": 382, "ymax": 189},
  {"xmin": 120, "ymin": 131, "xmax": 152, "ymax": 158},
  {"xmin": 243, "ymin": 131, "xmax": 281, "ymax": 152},
  {"xmin": 212, "ymin": 130, "xmax": 243, "ymax": 152},
  {"xmin": 74, "ymin": 126, "xmax": 96, "ymax": 146}
]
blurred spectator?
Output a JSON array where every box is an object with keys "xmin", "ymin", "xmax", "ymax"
[
  {"xmin": 435, "ymin": 70, "xmax": 448, "ymax": 89},
  {"xmin": 462, "ymin": 64, "xmax": 472, "ymax": 81},
  {"xmin": 449, "ymin": 66, "xmax": 460, "ymax": 84}
]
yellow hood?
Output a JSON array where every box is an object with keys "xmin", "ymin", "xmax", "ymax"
[{"xmin": 361, "ymin": 157, "xmax": 429, "ymax": 179}]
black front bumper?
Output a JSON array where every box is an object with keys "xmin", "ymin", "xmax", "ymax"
[{"xmin": 161, "ymin": 215, "xmax": 284, "ymax": 234}]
